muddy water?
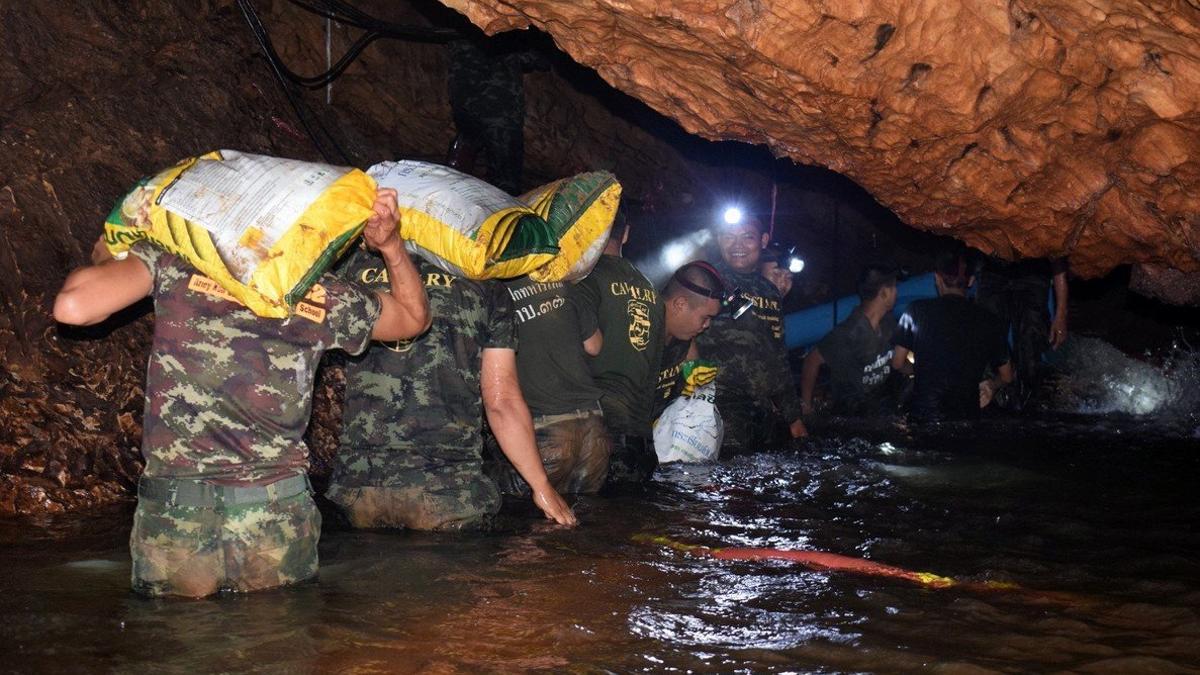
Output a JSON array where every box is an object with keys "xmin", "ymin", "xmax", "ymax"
[{"xmin": 2, "ymin": 417, "xmax": 1198, "ymax": 673}]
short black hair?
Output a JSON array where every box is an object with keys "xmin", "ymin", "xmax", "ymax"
[
  {"xmin": 857, "ymin": 263, "xmax": 898, "ymax": 302},
  {"xmin": 664, "ymin": 261, "xmax": 725, "ymax": 306},
  {"xmin": 933, "ymin": 248, "xmax": 971, "ymax": 289},
  {"xmin": 606, "ymin": 209, "xmax": 629, "ymax": 244}
]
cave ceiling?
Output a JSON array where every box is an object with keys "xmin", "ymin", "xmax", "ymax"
[{"xmin": 443, "ymin": 0, "xmax": 1200, "ymax": 279}]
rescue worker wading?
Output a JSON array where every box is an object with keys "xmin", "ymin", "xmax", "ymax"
[
  {"xmin": 327, "ymin": 252, "xmax": 576, "ymax": 532},
  {"xmin": 695, "ymin": 215, "xmax": 807, "ymax": 457},
  {"xmin": 488, "ymin": 275, "xmax": 612, "ymax": 495},
  {"xmin": 52, "ymin": 189, "xmax": 430, "ymax": 598},
  {"xmin": 574, "ymin": 215, "xmax": 664, "ymax": 486}
]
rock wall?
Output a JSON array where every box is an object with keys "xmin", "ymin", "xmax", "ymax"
[
  {"xmin": 0, "ymin": 0, "xmax": 760, "ymax": 515},
  {"xmin": 443, "ymin": 0, "xmax": 1200, "ymax": 279}
]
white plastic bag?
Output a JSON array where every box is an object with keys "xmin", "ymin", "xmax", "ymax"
[{"xmin": 653, "ymin": 381, "xmax": 723, "ymax": 464}]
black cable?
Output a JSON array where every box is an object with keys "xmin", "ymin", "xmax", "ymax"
[
  {"xmin": 237, "ymin": 0, "xmax": 350, "ymax": 163},
  {"xmin": 236, "ymin": 0, "xmax": 465, "ymax": 162}
]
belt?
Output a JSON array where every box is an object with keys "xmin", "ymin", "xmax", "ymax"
[
  {"xmin": 533, "ymin": 403, "xmax": 604, "ymax": 427},
  {"xmin": 138, "ymin": 473, "xmax": 311, "ymax": 508}
]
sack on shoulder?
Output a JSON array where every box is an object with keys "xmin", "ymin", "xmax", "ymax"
[{"xmin": 104, "ymin": 150, "xmax": 374, "ymax": 318}]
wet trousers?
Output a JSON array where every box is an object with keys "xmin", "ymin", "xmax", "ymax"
[
  {"xmin": 130, "ymin": 474, "xmax": 319, "ymax": 598},
  {"xmin": 486, "ymin": 407, "xmax": 612, "ymax": 495},
  {"xmin": 716, "ymin": 397, "xmax": 788, "ymax": 459},
  {"xmin": 604, "ymin": 434, "xmax": 658, "ymax": 487},
  {"xmin": 326, "ymin": 451, "xmax": 501, "ymax": 532}
]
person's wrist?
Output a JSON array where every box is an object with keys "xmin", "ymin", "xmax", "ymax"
[{"xmin": 379, "ymin": 240, "xmax": 408, "ymax": 265}]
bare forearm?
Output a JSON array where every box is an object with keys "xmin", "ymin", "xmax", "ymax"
[{"xmin": 486, "ymin": 399, "xmax": 553, "ymax": 492}]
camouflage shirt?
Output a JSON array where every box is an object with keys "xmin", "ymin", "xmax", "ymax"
[
  {"xmin": 574, "ymin": 254, "xmax": 664, "ymax": 437},
  {"xmin": 132, "ymin": 242, "xmax": 380, "ymax": 486},
  {"xmin": 694, "ymin": 261, "xmax": 802, "ymax": 421},
  {"xmin": 338, "ymin": 251, "xmax": 516, "ymax": 464}
]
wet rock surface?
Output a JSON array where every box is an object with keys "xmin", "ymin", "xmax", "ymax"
[{"xmin": 443, "ymin": 0, "xmax": 1200, "ymax": 278}]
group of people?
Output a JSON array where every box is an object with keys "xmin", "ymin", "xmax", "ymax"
[
  {"xmin": 800, "ymin": 251, "xmax": 1068, "ymax": 422},
  {"xmin": 53, "ymin": 180, "xmax": 1065, "ymax": 599}
]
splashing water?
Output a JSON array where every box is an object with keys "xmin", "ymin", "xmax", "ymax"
[{"xmin": 1048, "ymin": 336, "xmax": 1200, "ymax": 416}]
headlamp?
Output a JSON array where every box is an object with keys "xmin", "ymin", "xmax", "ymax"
[{"xmin": 671, "ymin": 263, "xmax": 751, "ymax": 319}]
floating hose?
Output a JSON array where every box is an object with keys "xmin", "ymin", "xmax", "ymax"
[{"xmin": 633, "ymin": 534, "xmax": 1022, "ymax": 592}]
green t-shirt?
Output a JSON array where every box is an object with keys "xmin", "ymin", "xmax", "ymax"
[
  {"xmin": 337, "ymin": 250, "xmax": 516, "ymax": 469},
  {"xmin": 574, "ymin": 255, "xmax": 664, "ymax": 437},
  {"xmin": 504, "ymin": 276, "xmax": 602, "ymax": 416}
]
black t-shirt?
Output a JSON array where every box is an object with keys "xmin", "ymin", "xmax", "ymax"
[
  {"xmin": 891, "ymin": 295, "xmax": 1009, "ymax": 420},
  {"xmin": 504, "ymin": 276, "xmax": 602, "ymax": 416},
  {"xmin": 574, "ymin": 255, "xmax": 664, "ymax": 437},
  {"xmin": 816, "ymin": 308, "xmax": 897, "ymax": 411}
]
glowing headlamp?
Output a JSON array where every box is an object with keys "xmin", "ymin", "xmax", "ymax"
[{"xmin": 722, "ymin": 206, "xmax": 743, "ymax": 225}]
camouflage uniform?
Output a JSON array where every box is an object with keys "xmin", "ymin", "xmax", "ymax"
[
  {"xmin": 447, "ymin": 36, "xmax": 542, "ymax": 195},
  {"xmin": 574, "ymin": 254, "xmax": 664, "ymax": 485},
  {"xmin": 694, "ymin": 262, "xmax": 801, "ymax": 457},
  {"xmin": 128, "ymin": 242, "xmax": 380, "ymax": 597},
  {"xmin": 327, "ymin": 251, "xmax": 513, "ymax": 531}
]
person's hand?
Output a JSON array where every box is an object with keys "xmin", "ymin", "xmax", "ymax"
[
  {"xmin": 532, "ymin": 485, "xmax": 577, "ymax": 527},
  {"xmin": 979, "ymin": 379, "xmax": 998, "ymax": 408},
  {"xmin": 362, "ymin": 188, "xmax": 404, "ymax": 260},
  {"xmin": 789, "ymin": 418, "xmax": 808, "ymax": 438},
  {"xmin": 90, "ymin": 235, "xmax": 114, "ymax": 265},
  {"xmin": 1049, "ymin": 313, "xmax": 1068, "ymax": 349}
]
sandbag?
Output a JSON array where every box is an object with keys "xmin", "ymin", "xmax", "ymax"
[
  {"xmin": 653, "ymin": 361, "xmax": 723, "ymax": 464},
  {"xmin": 521, "ymin": 171, "xmax": 621, "ymax": 283},
  {"xmin": 366, "ymin": 160, "xmax": 558, "ymax": 279},
  {"xmin": 104, "ymin": 150, "xmax": 375, "ymax": 318}
]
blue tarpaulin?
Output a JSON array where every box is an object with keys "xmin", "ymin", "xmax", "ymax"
[{"xmin": 784, "ymin": 273, "xmax": 937, "ymax": 350}]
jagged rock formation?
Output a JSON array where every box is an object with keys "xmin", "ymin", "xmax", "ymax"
[{"xmin": 444, "ymin": 0, "xmax": 1200, "ymax": 282}]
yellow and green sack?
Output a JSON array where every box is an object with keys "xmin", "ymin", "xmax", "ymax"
[
  {"xmin": 104, "ymin": 150, "xmax": 375, "ymax": 318},
  {"xmin": 678, "ymin": 359, "xmax": 719, "ymax": 397},
  {"xmin": 367, "ymin": 160, "xmax": 558, "ymax": 280},
  {"xmin": 521, "ymin": 171, "xmax": 621, "ymax": 283}
]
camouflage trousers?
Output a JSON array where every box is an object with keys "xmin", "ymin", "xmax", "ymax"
[
  {"xmin": 326, "ymin": 450, "xmax": 501, "ymax": 532},
  {"xmin": 130, "ymin": 474, "xmax": 319, "ymax": 598},
  {"xmin": 487, "ymin": 408, "xmax": 612, "ymax": 495}
]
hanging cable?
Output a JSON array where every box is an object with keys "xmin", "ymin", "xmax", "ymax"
[
  {"xmin": 236, "ymin": 0, "xmax": 466, "ymax": 162},
  {"xmin": 237, "ymin": 0, "xmax": 350, "ymax": 163}
]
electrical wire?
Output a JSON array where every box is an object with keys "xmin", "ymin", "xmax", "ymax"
[{"xmin": 236, "ymin": 0, "xmax": 464, "ymax": 162}]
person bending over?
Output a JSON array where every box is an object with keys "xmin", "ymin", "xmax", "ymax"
[
  {"xmin": 327, "ymin": 248, "xmax": 576, "ymax": 531},
  {"xmin": 889, "ymin": 250, "xmax": 1013, "ymax": 422},
  {"xmin": 695, "ymin": 215, "xmax": 806, "ymax": 457},
  {"xmin": 801, "ymin": 264, "xmax": 899, "ymax": 416},
  {"xmin": 654, "ymin": 262, "xmax": 725, "ymax": 418},
  {"xmin": 574, "ymin": 214, "xmax": 664, "ymax": 486},
  {"xmin": 53, "ymin": 189, "xmax": 430, "ymax": 598}
]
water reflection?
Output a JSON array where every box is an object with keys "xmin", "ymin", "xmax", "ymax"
[{"xmin": 2, "ymin": 422, "xmax": 1199, "ymax": 672}]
